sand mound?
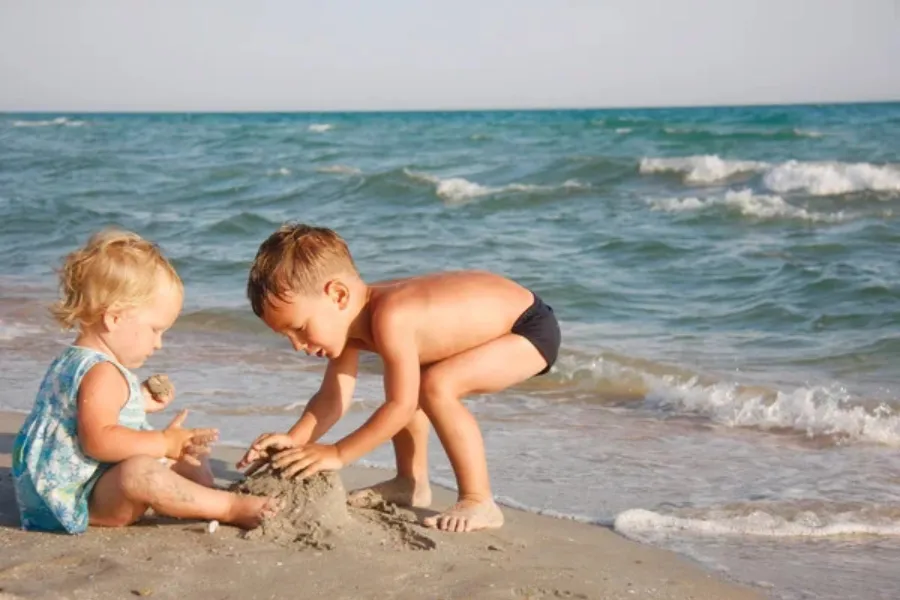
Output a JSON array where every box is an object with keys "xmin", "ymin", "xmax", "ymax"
[
  {"xmin": 231, "ymin": 470, "xmax": 350, "ymax": 549},
  {"xmin": 230, "ymin": 468, "xmax": 437, "ymax": 552}
]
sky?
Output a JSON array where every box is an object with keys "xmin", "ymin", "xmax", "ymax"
[{"xmin": 1, "ymin": 0, "xmax": 898, "ymax": 112}]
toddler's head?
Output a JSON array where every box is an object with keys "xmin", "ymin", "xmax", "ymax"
[{"xmin": 53, "ymin": 229, "xmax": 183, "ymax": 367}]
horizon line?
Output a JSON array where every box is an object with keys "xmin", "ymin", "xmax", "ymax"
[{"xmin": 2, "ymin": 98, "xmax": 899, "ymax": 115}]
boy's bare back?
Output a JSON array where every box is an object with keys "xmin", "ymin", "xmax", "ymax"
[{"xmin": 354, "ymin": 270, "xmax": 535, "ymax": 365}]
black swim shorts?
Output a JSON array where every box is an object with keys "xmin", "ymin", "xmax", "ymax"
[{"xmin": 511, "ymin": 292, "xmax": 561, "ymax": 375}]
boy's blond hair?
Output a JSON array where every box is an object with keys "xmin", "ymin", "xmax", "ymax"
[
  {"xmin": 247, "ymin": 223, "xmax": 357, "ymax": 316},
  {"xmin": 51, "ymin": 229, "xmax": 183, "ymax": 330}
]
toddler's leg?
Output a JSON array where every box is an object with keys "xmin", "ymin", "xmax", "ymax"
[
  {"xmin": 171, "ymin": 455, "xmax": 216, "ymax": 488},
  {"xmin": 348, "ymin": 408, "xmax": 433, "ymax": 508},
  {"xmin": 420, "ymin": 333, "xmax": 547, "ymax": 533},
  {"xmin": 89, "ymin": 455, "xmax": 277, "ymax": 529}
]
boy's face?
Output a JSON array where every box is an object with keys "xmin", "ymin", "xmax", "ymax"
[
  {"xmin": 260, "ymin": 280, "xmax": 351, "ymax": 359},
  {"xmin": 104, "ymin": 273, "xmax": 183, "ymax": 369}
]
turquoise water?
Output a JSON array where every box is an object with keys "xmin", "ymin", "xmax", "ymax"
[{"xmin": 2, "ymin": 105, "xmax": 900, "ymax": 599}]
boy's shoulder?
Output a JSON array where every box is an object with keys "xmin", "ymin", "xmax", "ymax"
[{"xmin": 367, "ymin": 270, "xmax": 520, "ymax": 322}]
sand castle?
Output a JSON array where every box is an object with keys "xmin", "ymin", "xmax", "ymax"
[{"xmin": 231, "ymin": 466, "xmax": 436, "ymax": 551}]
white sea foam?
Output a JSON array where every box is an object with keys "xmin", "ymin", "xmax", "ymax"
[
  {"xmin": 404, "ymin": 169, "xmax": 589, "ymax": 203},
  {"xmin": 0, "ymin": 321, "xmax": 44, "ymax": 341},
  {"xmin": 615, "ymin": 506, "xmax": 900, "ymax": 540},
  {"xmin": 763, "ymin": 160, "xmax": 900, "ymax": 195},
  {"xmin": 316, "ymin": 164, "xmax": 362, "ymax": 175},
  {"xmin": 553, "ymin": 354, "xmax": 900, "ymax": 446},
  {"xmin": 645, "ymin": 376, "xmax": 900, "ymax": 446},
  {"xmin": 639, "ymin": 155, "xmax": 768, "ymax": 184},
  {"xmin": 640, "ymin": 154, "xmax": 900, "ymax": 195},
  {"xmin": 649, "ymin": 189, "xmax": 846, "ymax": 222},
  {"xmin": 308, "ymin": 123, "xmax": 333, "ymax": 132},
  {"xmin": 12, "ymin": 117, "xmax": 85, "ymax": 128}
]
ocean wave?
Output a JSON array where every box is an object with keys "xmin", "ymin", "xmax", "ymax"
[
  {"xmin": 11, "ymin": 117, "xmax": 86, "ymax": 128},
  {"xmin": 549, "ymin": 352, "xmax": 900, "ymax": 446},
  {"xmin": 639, "ymin": 155, "xmax": 767, "ymax": 184},
  {"xmin": 615, "ymin": 502, "xmax": 900, "ymax": 540},
  {"xmin": 648, "ymin": 189, "xmax": 846, "ymax": 223},
  {"xmin": 661, "ymin": 126, "xmax": 823, "ymax": 140},
  {"xmin": 403, "ymin": 169, "xmax": 589, "ymax": 203},
  {"xmin": 0, "ymin": 320, "xmax": 45, "ymax": 341},
  {"xmin": 645, "ymin": 376, "xmax": 900, "ymax": 446},
  {"xmin": 640, "ymin": 155, "xmax": 900, "ymax": 195},
  {"xmin": 316, "ymin": 164, "xmax": 363, "ymax": 176},
  {"xmin": 308, "ymin": 123, "xmax": 333, "ymax": 132},
  {"xmin": 763, "ymin": 160, "xmax": 900, "ymax": 195}
]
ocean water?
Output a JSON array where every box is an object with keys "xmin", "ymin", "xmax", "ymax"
[{"xmin": 2, "ymin": 105, "xmax": 900, "ymax": 599}]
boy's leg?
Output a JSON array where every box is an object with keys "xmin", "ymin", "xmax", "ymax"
[
  {"xmin": 420, "ymin": 333, "xmax": 547, "ymax": 533},
  {"xmin": 348, "ymin": 408, "xmax": 433, "ymax": 508},
  {"xmin": 89, "ymin": 455, "xmax": 277, "ymax": 530}
]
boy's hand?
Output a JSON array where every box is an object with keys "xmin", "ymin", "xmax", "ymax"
[
  {"xmin": 163, "ymin": 409, "xmax": 218, "ymax": 465},
  {"xmin": 270, "ymin": 443, "xmax": 344, "ymax": 479},
  {"xmin": 142, "ymin": 374, "xmax": 175, "ymax": 414},
  {"xmin": 237, "ymin": 433, "xmax": 296, "ymax": 474}
]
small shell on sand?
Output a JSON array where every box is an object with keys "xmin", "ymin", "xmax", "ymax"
[{"xmin": 208, "ymin": 520, "xmax": 219, "ymax": 534}]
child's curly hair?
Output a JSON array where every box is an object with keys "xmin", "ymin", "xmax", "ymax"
[
  {"xmin": 51, "ymin": 229, "xmax": 183, "ymax": 330},
  {"xmin": 247, "ymin": 223, "xmax": 358, "ymax": 317}
]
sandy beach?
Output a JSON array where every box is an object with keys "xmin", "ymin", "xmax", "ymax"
[{"xmin": 0, "ymin": 411, "xmax": 761, "ymax": 600}]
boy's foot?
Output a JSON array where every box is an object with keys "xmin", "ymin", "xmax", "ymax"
[
  {"xmin": 347, "ymin": 476, "xmax": 432, "ymax": 508},
  {"xmin": 424, "ymin": 498, "xmax": 504, "ymax": 532},
  {"xmin": 227, "ymin": 495, "xmax": 281, "ymax": 530}
]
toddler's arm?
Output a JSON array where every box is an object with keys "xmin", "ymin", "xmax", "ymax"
[{"xmin": 77, "ymin": 362, "xmax": 216, "ymax": 462}]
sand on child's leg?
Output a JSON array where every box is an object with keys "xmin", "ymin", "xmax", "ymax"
[
  {"xmin": 171, "ymin": 455, "xmax": 216, "ymax": 488},
  {"xmin": 89, "ymin": 455, "xmax": 278, "ymax": 529},
  {"xmin": 348, "ymin": 409, "xmax": 432, "ymax": 508}
]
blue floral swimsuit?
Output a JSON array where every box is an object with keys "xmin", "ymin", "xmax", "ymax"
[{"xmin": 12, "ymin": 346, "xmax": 151, "ymax": 534}]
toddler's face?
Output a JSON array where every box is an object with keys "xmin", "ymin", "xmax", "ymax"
[
  {"xmin": 107, "ymin": 274, "xmax": 182, "ymax": 369},
  {"xmin": 259, "ymin": 283, "xmax": 351, "ymax": 360}
]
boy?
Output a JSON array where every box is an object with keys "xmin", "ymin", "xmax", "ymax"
[{"xmin": 237, "ymin": 224, "xmax": 560, "ymax": 532}]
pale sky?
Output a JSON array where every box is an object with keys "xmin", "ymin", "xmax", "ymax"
[{"xmin": 1, "ymin": 0, "xmax": 898, "ymax": 112}]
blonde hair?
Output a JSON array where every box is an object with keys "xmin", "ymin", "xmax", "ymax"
[
  {"xmin": 247, "ymin": 223, "xmax": 357, "ymax": 316},
  {"xmin": 51, "ymin": 229, "xmax": 183, "ymax": 330}
]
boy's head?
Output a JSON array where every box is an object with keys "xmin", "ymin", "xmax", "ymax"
[
  {"xmin": 247, "ymin": 224, "xmax": 360, "ymax": 358},
  {"xmin": 53, "ymin": 229, "xmax": 183, "ymax": 368}
]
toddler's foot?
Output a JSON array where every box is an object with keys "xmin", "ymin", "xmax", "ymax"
[
  {"xmin": 227, "ymin": 495, "xmax": 281, "ymax": 530},
  {"xmin": 348, "ymin": 476, "xmax": 432, "ymax": 508},
  {"xmin": 424, "ymin": 497, "xmax": 504, "ymax": 532}
]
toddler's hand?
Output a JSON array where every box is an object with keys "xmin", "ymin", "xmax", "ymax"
[
  {"xmin": 163, "ymin": 409, "xmax": 218, "ymax": 465},
  {"xmin": 143, "ymin": 374, "xmax": 175, "ymax": 413},
  {"xmin": 237, "ymin": 432, "xmax": 296, "ymax": 475}
]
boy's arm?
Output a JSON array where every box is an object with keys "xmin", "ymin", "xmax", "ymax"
[
  {"xmin": 78, "ymin": 362, "xmax": 215, "ymax": 462},
  {"xmin": 333, "ymin": 312, "xmax": 419, "ymax": 464},
  {"xmin": 237, "ymin": 347, "xmax": 358, "ymax": 469},
  {"xmin": 288, "ymin": 346, "xmax": 359, "ymax": 444}
]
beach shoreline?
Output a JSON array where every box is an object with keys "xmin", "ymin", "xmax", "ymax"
[{"xmin": 0, "ymin": 409, "xmax": 762, "ymax": 600}]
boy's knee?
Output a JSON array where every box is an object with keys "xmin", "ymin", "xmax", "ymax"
[{"xmin": 419, "ymin": 370, "xmax": 457, "ymax": 409}]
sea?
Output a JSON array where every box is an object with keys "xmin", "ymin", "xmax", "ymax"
[{"xmin": 1, "ymin": 104, "xmax": 899, "ymax": 599}]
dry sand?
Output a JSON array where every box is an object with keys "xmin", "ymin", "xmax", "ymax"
[{"xmin": 0, "ymin": 411, "xmax": 764, "ymax": 599}]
